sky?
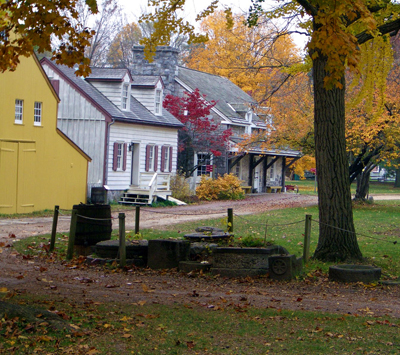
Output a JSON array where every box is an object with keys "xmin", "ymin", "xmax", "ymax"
[
  {"xmin": 117, "ymin": 0, "xmax": 254, "ymax": 23},
  {"xmin": 116, "ymin": 0, "xmax": 308, "ymax": 50}
]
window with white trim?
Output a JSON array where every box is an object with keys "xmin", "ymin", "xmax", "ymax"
[
  {"xmin": 148, "ymin": 145, "xmax": 154, "ymax": 171},
  {"xmin": 15, "ymin": 99, "xmax": 23, "ymax": 124},
  {"xmin": 269, "ymin": 162, "xmax": 275, "ymax": 179},
  {"xmin": 34, "ymin": 102, "xmax": 42, "ymax": 126},
  {"xmin": 116, "ymin": 143, "xmax": 123, "ymax": 170},
  {"xmin": 155, "ymin": 89, "xmax": 162, "ymax": 115},
  {"xmin": 122, "ymin": 83, "xmax": 129, "ymax": 110},
  {"xmin": 145, "ymin": 144, "xmax": 158, "ymax": 172},
  {"xmin": 197, "ymin": 153, "xmax": 212, "ymax": 176}
]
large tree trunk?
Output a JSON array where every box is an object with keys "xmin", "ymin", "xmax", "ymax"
[
  {"xmin": 354, "ymin": 162, "xmax": 375, "ymax": 201},
  {"xmin": 312, "ymin": 54, "xmax": 363, "ymax": 261},
  {"xmin": 395, "ymin": 168, "xmax": 400, "ymax": 188}
]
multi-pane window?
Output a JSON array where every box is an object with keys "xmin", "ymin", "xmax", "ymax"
[
  {"xmin": 155, "ymin": 89, "xmax": 162, "ymax": 115},
  {"xmin": 163, "ymin": 147, "xmax": 170, "ymax": 172},
  {"xmin": 122, "ymin": 83, "xmax": 129, "ymax": 110},
  {"xmin": 34, "ymin": 102, "xmax": 42, "ymax": 126},
  {"xmin": 116, "ymin": 143, "xmax": 123, "ymax": 170},
  {"xmin": 269, "ymin": 162, "xmax": 275, "ymax": 179},
  {"xmin": 15, "ymin": 99, "xmax": 23, "ymax": 123},
  {"xmin": 148, "ymin": 145, "xmax": 154, "ymax": 171},
  {"xmin": 197, "ymin": 153, "xmax": 211, "ymax": 176}
]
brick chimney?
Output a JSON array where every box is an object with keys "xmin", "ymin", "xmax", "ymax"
[{"xmin": 130, "ymin": 46, "xmax": 179, "ymax": 95}]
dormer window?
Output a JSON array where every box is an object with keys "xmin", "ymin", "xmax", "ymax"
[
  {"xmin": 155, "ymin": 89, "xmax": 162, "ymax": 115},
  {"xmin": 122, "ymin": 83, "xmax": 129, "ymax": 110}
]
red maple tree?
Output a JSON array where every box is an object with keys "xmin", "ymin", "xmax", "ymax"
[{"xmin": 163, "ymin": 89, "xmax": 232, "ymax": 176}]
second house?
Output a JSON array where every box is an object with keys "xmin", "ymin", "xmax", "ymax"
[{"xmin": 41, "ymin": 58, "xmax": 183, "ymax": 204}]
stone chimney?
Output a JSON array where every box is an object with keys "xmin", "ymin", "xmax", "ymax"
[{"xmin": 130, "ymin": 46, "xmax": 180, "ymax": 95}]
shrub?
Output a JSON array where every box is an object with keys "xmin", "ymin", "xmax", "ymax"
[
  {"xmin": 170, "ymin": 173, "xmax": 192, "ymax": 202},
  {"xmin": 196, "ymin": 174, "xmax": 245, "ymax": 201}
]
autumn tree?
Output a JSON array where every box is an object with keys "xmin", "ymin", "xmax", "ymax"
[
  {"xmin": 183, "ymin": 10, "xmax": 301, "ymax": 104},
  {"xmin": 72, "ymin": 0, "xmax": 121, "ymax": 67},
  {"xmin": 163, "ymin": 89, "xmax": 232, "ymax": 177},
  {"xmin": 0, "ymin": 0, "xmax": 97, "ymax": 76},
  {"xmin": 142, "ymin": 0, "xmax": 400, "ymax": 261},
  {"xmin": 107, "ymin": 22, "xmax": 143, "ymax": 68}
]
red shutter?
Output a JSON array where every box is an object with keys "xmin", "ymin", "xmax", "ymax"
[
  {"xmin": 154, "ymin": 146, "xmax": 159, "ymax": 172},
  {"xmin": 122, "ymin": 143, "xmax": 127, "ymax": 171},
  {"xmin": 145, "ymin": 145, "xmax": 151, "ymax": 172},
  {"xmin": 160, "ymin": 146, "xmax": 166, "ymax": 172},
  {"xmin": 169, "ymin": 146, "xmax": 173, "ymax": 172},
  {"xmin": 112, "ymin": 142, "xmax": 118, "ymax": 171},
  {"xmin": 50, "ymin": 79, "xmax": 60, "ymax": 95}
]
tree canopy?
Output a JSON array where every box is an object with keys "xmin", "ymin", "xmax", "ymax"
[
  {"xmin": 143, "ymin": 0, "xmax": 400, "ymax": 261},
  {"xmin": 0, "ymin": 0, "xmax": 99, "ymax": 76}
]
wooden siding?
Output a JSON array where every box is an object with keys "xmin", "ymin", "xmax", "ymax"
[
  {"xmin": 90, "ymin": 81, "xmax": 124, "ymax": 109},
  {"xmin": 107, "ymin": 122, "xmax": 178, "ymax": 190},
  {"xmin": 131, "ymin": 88, "xmax": 156, "ymax": 114},
  {"xmin": 42, "ymin": 64, "xmax": 106, "ymax": 187},
  {"xmin": 57, "ymin": 118, "xmax": 105, "ymax": 186}
]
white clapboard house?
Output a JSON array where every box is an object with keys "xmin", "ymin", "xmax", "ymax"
[
  {"xmin": 130, "ymin": 46, "xmax": 301, "ymax": 193},
  {"xmin": 41, "ymin": 58, "xmax": 183, "ymax": 205}
]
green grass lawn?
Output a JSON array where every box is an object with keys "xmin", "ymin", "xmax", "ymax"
[
  {"xmin": 7, "ymin": 200, "xmax": 400, "ymax": 354},
  {"xmin": 291, "ymin": 179, "xmax": 400, "ymax": 196},
  {"xmin": 2, "ymin": 295, "xmax": 400, "ymax": 354}
]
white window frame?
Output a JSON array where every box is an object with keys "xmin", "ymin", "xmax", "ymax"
[
  {"xmin": 34, "ymin": 102, "xmax": 42, "ymax": 126},
  {"xmin": 163, "ymin": 146, "xmax": 170, "ymax": 172},
  {"xmin": 148, "ymin": 145, "xmax": 155, "ymax": 172},
  {"xmin": 196, "ymin": 153, "xmax": 212, "ymax": 177},
  {"xmin": 15, "ymin": 99, "xmax": 23, "ymax": 124},
  {"xmin": 122, "ymin": 83, "xmax": 129, "ymax": 110},
  {"xmin": 269, "ymin": 162, "xmax": 275, "ymax": 180},
  {"xmin": 116, "ymin": 143, "xmax": 124, "ymax": 171},
  {"xmin": 155, "ymin": 89, "xmax": 162, "ymax": 115}
]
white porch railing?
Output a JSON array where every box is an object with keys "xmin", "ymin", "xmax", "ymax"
[{"xmin": 139, "ymin": 172, "xmax": 171, "ymax": 192}]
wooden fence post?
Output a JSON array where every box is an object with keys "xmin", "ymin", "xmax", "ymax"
[
  {"xmin": 135, "ymin": 206, "xmax": 140, "ymax": 236},
  {"xmin": 227, "ymin": 208, "xmax": 233, "ymax": 233},
  {"xmin": 303, "ymin": 214, "xmax": 312, "ymax": 262},
  {"xmin": 119, "ymin": 213, "xmax": 126, "ymax": 268},
  {"xmin": 49, "ymin": 205, "xmax": 59, "ymax": 252},
  {"xmin": 66, "ymin": 209, "xmax": 78, "ymax": 260}
]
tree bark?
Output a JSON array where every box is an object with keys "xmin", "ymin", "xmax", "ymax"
[
  {"xmin": 395, "ymin": 168, "xmax": 400, "ymax": 188},
  {"xmin": 354, "ymin": 162, "xmax": 375, "ymax": 201},
  {"xmin": 312, "ymin": 53, "xmax": 363, "ymax": 261}
]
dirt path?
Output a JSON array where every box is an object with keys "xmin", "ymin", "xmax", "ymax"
[
  {"xmin": 0, "ymin": 194, "xmax": 318, "ymax": 243},
  {"xmin": 2, "ymin": 193, "xmax": 400, "ymax": 320}
]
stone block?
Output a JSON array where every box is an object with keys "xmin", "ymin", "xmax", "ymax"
[
  {"xmin": 268, "ymin": 254, "xmax": 301, "ymax": 281},
  {"xmin": 148, "ymin": 239, "xmax": 191, "ymax": 269}
]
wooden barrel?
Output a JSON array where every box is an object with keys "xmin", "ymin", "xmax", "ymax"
[{"xmin": 73, "ymin": 204, "xmax": 112, "ymax": 246}]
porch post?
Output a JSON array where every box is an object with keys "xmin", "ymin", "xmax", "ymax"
[
  {"xmin": 248, "ymin": 154, "xmax": 254, "ymax": 188},
  {"xmin": 262, "ymin": 156, "xmax": 268, "ymax": 193},
  {"xmin": 281, "ymin": 157, "xmax": 286, "ymax": 190}
]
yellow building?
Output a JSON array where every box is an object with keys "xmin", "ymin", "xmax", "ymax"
[{"xmin": 0, "ymin": 55, "xmax": 90, "ymax": 214}]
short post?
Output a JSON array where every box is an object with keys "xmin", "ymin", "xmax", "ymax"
[
  {"xmin": 227, "ymin": 208, "xmax": 233, "ymax": 233},
  {"xmin": 119, "ymin": 213, "xmax": 126, "ymax": 268},
  {"xmin": 303, "ymin": 214, "xmax": 312, "ymax": 262},
  {"xmin": 49, "ymin": 205, "xmax": 59, "ymax": 252},
  {"xmin": 135, "ymin": 206, "xmax": 140, "ymax": 236},
  {"xmin": 66, "ymin": 209, "xmax": 78, "ymax": 260}
]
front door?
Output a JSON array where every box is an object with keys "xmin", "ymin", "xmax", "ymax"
[{"xmin": 130, "ymin": 143, "xmax": 140, "ymax": 186}]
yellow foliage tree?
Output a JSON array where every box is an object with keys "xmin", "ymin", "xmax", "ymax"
[{"xmin": 0, "ymin": 0, "xmax": 97, "ymax": 76}]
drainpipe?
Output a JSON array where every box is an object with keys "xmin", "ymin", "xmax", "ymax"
[{"xmin": 104, "ymin": 118, "xmax": 116, "ymax": 189}]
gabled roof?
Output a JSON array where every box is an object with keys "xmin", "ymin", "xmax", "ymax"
[
  {"xmin": 40, "ymin": 58, "xmax": 182, "ymax": 128},
  {"xmin": 86, "ymin": 68, "xmax": 131, "ymax": 82},
  {"xmin": 176, "ymin": 66, "xmax": 263, "ymax": 126},
  {"xmin": 230, "ymin": 137, "xmax": 301, "ymax": 157},
  {"xmin": 131, "ymin": 75, "xmax": 161, "ymax": 88}
]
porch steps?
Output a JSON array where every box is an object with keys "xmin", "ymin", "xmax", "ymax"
[{"xmin": 119, "ymin": 192, "xmax": 154, "ymax": 206}]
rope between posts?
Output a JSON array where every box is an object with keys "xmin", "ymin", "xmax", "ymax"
[
  {"xmin": 75, "ymin": 214, "xmax": 115, "ymax": 221},
  {"xmin": 233, "ymin": 213, "xmax": 305, "ymax": 227},
  {"xmin": 312, "ymin": 219, "xmax": 397, "ymax": 244},
  {"xmin": 141, "ymin": 209, "xmax": 226, "ymax": 216}
]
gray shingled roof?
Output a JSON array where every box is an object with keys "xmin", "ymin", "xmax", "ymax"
[
  {"xmin": 177, "ymin": 67, "xmax": 258, "ymax": 122},
  {"xmin": 131, "ymin": 75, "xmax": 160, "ymax": 87},
  {"xmin": 230, "ymin": 137, "xmax": 301, "ymax": 157},
  {"xmin": 86, "ymin": 68, "xmax": 128, "ymax": 81},
  {"xmin": 42, "ymin": 59, "xmax": 182, "ymax": 128}
]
